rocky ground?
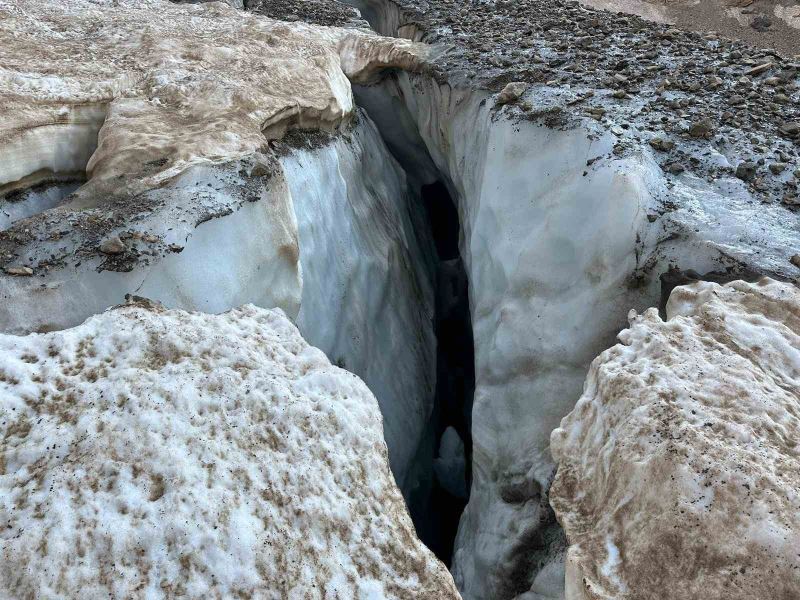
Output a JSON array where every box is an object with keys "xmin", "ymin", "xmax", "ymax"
[
  {"xmin": 580, "ymin": 0, "xmax": 800, "ymax": 57},
  {"xmin": 344, "ymin": 0, "xmax": 800, "ymax": 227}
]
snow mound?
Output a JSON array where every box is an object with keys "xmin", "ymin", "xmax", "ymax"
[
  {"xmin": 0, "ymin": 0, "xmax": 427, "ymax": 192},
  {"xmin": 550, "ymin": 278, "xmax": 800, "ymax": 600},
  {"xmin": 0, "ymin": 300, "xmax": 459, "ymax": 599}
]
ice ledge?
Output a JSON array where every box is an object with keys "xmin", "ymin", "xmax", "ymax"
[{"xmin": 0, "ymin": 0, "xmax": 429, "ymax": 192}]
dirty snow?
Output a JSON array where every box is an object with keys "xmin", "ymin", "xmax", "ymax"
[
  {"xmin": 0, "ymin": 301, "xmax": 458, "ymax": 599},
  {"xmin": 550, "ymin": 278, "xmax": 800, "ymax": 600}
]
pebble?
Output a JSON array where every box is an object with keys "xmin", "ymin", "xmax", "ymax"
[
  {"xmin": 768, "ymin": 163, "xmax": 786, "ymax": 175},
  {"xmin": 99, "ymin": 236, "xmax": 127, "ymax": 255},
  {"xmin": 689, "ymin": 118, "xmax": 714, "ymax": 138},
  {"xmin": 4, "ymin": 266, "xmax": 33, "ymax": 276},
  {"xmin": 745, "ymin": 62, "xmax": 773, "ymax": 76},
  {"xmin": 649, "ymin": 137, "xmax": 675, "ymax": 152},
  {"xmin": 496, "ymin": 81, "xmax": 528, "ymax": 105},
  {"xmin": 791, "ymin": 254, "xmax": 800, "ymax": 268},
  {"xmin": 736, "ymin": 161, "xmax": 758, "ymax": 181}
]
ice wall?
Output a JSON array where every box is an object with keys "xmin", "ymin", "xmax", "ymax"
[{"xmin": 354, "ymin": 70, "xmax": 800, "ymax": 599}]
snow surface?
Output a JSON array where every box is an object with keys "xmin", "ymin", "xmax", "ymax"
[
  {"xmin": 550, "ymin": 278, "xmax": 800, "ymax": 600},
  {"xmin": 0, "ymin": 0, "xmax": 428, "ymax": 192},
  {"xmin": 0, "ymin": 301, "xmax": 459, "ymax": 599}
]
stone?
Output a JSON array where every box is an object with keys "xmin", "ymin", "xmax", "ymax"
[
  {"xmin": 768, "ymin": 162, "xmax": 786, "ymax": 174},
  {"xmin": 3, "ymin": 266, "xmax": 33, "ymax": 276},
  {"xmin": 688, "ymin": 118, "xmax": 714, "ymax": 138},
  {"xmin": 780, "ymin": 122, "xmax": 800, "ymax": 137},
  {"xmin": 99, "ymin": 236, "xmax": 127, "ymax": 255},
  {"xmin": 792, "ymin": 254, "xmax": 800, "ymax": 267},
  {"xmin": 649, "ymin": 137, "xmax": 675, "ymax": 151},
  {"xmin": 745, "ymin": 61, "xmax": 773, "ymax": 76},
  {"xmin": 736, "ymin": 161, "xmax": 758, "ymax": 180},
  {"xmin": 496, "ymin": 81, "xmax": 529, "ymax": 105}
]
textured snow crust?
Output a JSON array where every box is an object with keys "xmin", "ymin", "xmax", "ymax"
[
  {"xmin": 0, "ymin": 0, "xmax": 427, "ymax": 192},
  {"xmin": 0, "ymin": 301, "xmax": 459, "ymax": 599},
  {"xmin": 550, "ymin": 278, "xmax": 800, "ymax": 600}
]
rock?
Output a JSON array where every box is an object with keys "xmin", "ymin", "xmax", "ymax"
[
  {"xmin": 750, "ymin": 14, "xmax": 772, "ymax": 31},
  {"xmin": 496, "ymin": 81, "xmax": 528, "ymax": 105},
  {"xmin": 791, "ymin": 254, "xmax": 800, "ymax": 267},
  {"xmin": 3, "ymin": 266, "xmax": 33, "ymax": 276},
  {"xmin": 736, "ymin": 161, "xmax": 758, "ymax": 180},
  {"xmin": 780, "ymin": 122, "xmax": 800, "ymax": 137},
  {"xmin": 666, "ymin": 162, "xmax": 685, "ymax": 174},
  {"xmin": 99, "ymin": 236, "xmax": 126, "ymax": 255},
  {"xmin": 649, "ymin": 137, "xmax": 675, "ymax": 151},
  {"xmin": 551, "ymin": 279, "xmax": 800, "ymax": 600},
  {"xmin": 745, "ymin": 61, "xmax": 773, "ymax": 76},
  {"xmin": 0, "ymin": 303, "xmax": 460, "ymax": 598},
  {"xmin": 769, "ymin": 162, "xmax": 786, "ymax": 174},
  {"xmin": 688, "ymin": 118, "xmax": 714, "ymax": 138}
]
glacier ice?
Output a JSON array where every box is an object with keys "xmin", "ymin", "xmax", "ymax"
[{"xmin": 351, "ymin": 68, "xmax": 800, "ymax": 598}]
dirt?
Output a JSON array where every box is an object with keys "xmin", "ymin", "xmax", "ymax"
[{"xmin": 580, "ymin": 0, "xmax": 800, "ymax": 57}]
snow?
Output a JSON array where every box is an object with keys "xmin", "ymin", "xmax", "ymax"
[
  {"xmin": 0, "ymin": 0, "xmax": 428, "ymax": 192},
  {"xmin": 0, "ymin": 300, "xmax": 459, "ymax": 599},
  {"xmin": 550, "ymin": 278, "xmax": 800, "ymax": 600}
]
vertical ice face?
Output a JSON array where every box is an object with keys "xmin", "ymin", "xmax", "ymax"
[
  {"xmin": 550, "ymin": 279, "xmax": 800, "ymax": 600},
  {"xmin": 284, "ymin": 120, "xmax": 437, "ymax": 495},
  {"xmin": 0, "ymin": 301, "xmax": 460, "ymax": 598},
  {"xmin": 351, "ymin": 68, "xmax": 800, "ymax": 599},
  {"xmin": 0, "ymin": 0, "xmax": 438, "ymax": 499}
]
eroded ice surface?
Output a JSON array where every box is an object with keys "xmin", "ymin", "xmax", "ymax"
[
  {"xmin": 0, "ymin": 301, "xmax": 459, "ymax": 599},
  {"xmin": 0, "ymin": 0, "xmax": 427, "ymax": 192},
  {"xmin": 551, "ymin": 279, "xmax": 800, "ymax": 600}
]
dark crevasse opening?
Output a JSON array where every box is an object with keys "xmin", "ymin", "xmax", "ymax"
[
  {"xmin": 350, "ymin": 83, "xmax": 474, "ymax": 565},
  {"xmin": 407, "ymin": 181, "xmax": 475, "ymax": 565}
]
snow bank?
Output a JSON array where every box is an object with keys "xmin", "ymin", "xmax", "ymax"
[
  {"xmin": 550, "ymin": 278, "xmax": 800, "ymax": 600},
  {"xmin": 0, "ymin": 300, "xmax": 459, "ymax": 599},
  {"xmin": 0, "ymin": 0, "xmax": 428, "ymax": 192}
]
